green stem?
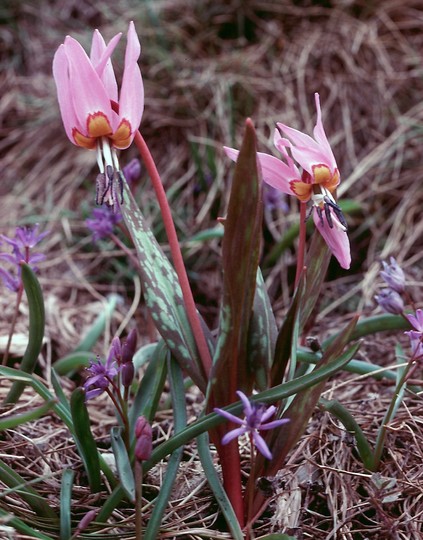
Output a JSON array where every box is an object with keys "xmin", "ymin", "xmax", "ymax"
[
  {"xmin": 295, "ymin": 202, "xmax": 307, "ymax": 288},
  {"xmin": 135, "ymin": 460, "xmax": 143, "ymax": 540},
  {"xmin": 133, "ymin": 131, "xmax": 212, "ymax": 377},
  {"xmin": 2, "ymin": 285, "xmax": 23, "ymax": 366}
]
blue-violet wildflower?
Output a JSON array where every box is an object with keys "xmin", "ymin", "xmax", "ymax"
[
  {"xmin": 374, "ymin": 288, "xmax": 404, "ymax": 315},
  {"xmin": 380, "ymin": 257, "xmax": 406, "ymax": 294},
  {"xmin": 83, "ymin": 337, "xmax": 121, "ymax": 400},
  {"xmin": 214, "ymin": 390, "xmax": 290, "ymax": 460},
  {"xmin": 405, "ymin": 309, "xmax": 423, "ymax": 359},
  {"xmin": 0, "ymin": 224, "xmax": 48, "ymax": 292},
  {"xmin": 85, "ymin": 206, "xmax": 122, "ymax": 242}
]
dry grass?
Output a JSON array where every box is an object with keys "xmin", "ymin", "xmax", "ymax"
[{"xmin": 1, "ymin": 0, "xmax": 423, "ymax": 538}]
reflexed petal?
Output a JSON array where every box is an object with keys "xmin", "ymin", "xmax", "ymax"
[
  {"xmin": 258, "ymin": 404, "xmax": 277, "ymax": 423},
  {"xmin": 253, "ymin": 432, "xmax": 272, "ymax": 459},
  {"xmin": 312, "ymin": 93, "xmax": 337, "ymax": 167},
  {"xmin": 118, "ymin": 21, "xmax": 143, "ymax": 148},
  {"xmin": 236, "ymin": 390, "xmax": 253, "ymax": 417},
  {"xmin": 407, "ymin": 309, "xmax": 423, "ymax": 331},
  {"xmin": 260, "ymin": 418, "xmax": 290, "ymax": 430},
  {"xmin": 221, "ymin": 426, "xmax": 247, "ymax": 445},
  {"xmin": 214, "ymin": 407, "xmax": 244, "ymax": 425},
  {"xmin": 257, "ymin": 152, "xmax": 300, "ymax": 194},
  {"xmin": 52, "ymin": 44, "xmax": 80, "ymax": 144},
  {"xmin": 63, "ymin": 36, "xmax": 113, "ymax": 133},
  {"xmin": 313, "ymin": 208, "xmax": 351, "ymax": 269}
]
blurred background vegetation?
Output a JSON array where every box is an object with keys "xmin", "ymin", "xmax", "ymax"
[{"xmin": 1, "ymin": 0, "xmax": 422, "ymax": 348}]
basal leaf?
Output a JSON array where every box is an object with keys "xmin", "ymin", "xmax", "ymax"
[
  {"xmin": 120, "ymin": 178, "xmax": 210, "ymax": 392},
  {"xmin": 210, "ymin": 119, "xmax": 263, "ymax": 402}
]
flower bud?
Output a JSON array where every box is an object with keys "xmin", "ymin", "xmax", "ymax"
[
  {"xmin": 121, "ymin": 361, "xmax": 135, "ymax": 388},
  {"xmin": 122, "ymin": 329, "xmax": 137, "ymax": 364},
  {"xmin": 380, "ymin": 257, "xmax": 405, "ymax": 293},
  {"xmin": 375, "ymin": 288, "xmax": 404, "ymax": 315},
  {"xmin": 134, "ymin": 416, "xmax": 152, "ymax": 462}
]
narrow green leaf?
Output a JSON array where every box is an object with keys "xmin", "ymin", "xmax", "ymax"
[
  {"xmin": 0, "ymin": 399, "xmax": 55, "ymax": 430},
  {"xmin": 0, "ymin": 367, "xmax": 72, "ymax": 428},
  {"xmin": 70, "ymin": 387, "xmax": 101, "ymax": 493},
  {"xmin": 110, "ymin": 427, "xmax": 135, "ymax": 502},
  {"xmin": 271, "ymin": 273, "xmax": 305, "ymax": 385},
  {"xmin": 258, "ymin": 535, "xmax": 296, "ymax": 540},
  {"xmin": 129, "ymin": 340, "xmax": 168, "ymax": 431},
  {"xmin": 0, "ymin": 508, "xmax": 54, "ymax": 540},
  {"xmin": 50, "ymin": 368, "xmax": 71, "ymax": 413},
  {"xmin": 319, "ymin": 398, "xmax": 374, "ymax": 470},
  {"xmin": 53, "ymin": 352, "xmax": 92, "ymax": 376},
  {"xmin": 73, "ymin": 293, "xmax": 120, "ymax": 353},
  {"xmin": 4, "ymin": 263, "xmax": 45, "ymax": 404},
  {"xmin": 197, "ymin": 432, "xmax": 244, "ymax": 540},
  {"xmin": 60, "ymin": 469, "xmax": 74, "ymax": 540},
  {"xmin": 120, "ymin": 178, "xmax": 211, "ymax": 391},
  {"xmin": 0, "ymin": 459, "xmax": 57, "ymax": 519},
  {"xmin": 299, "ymin": 231, "xmax": 331, "ymax": 330},
  {"xmin": 144, "ymin": 357, "xmax": 187, "ymax": 540},
  {"xmin": 247, "ymin": 270, "xmax": 278, "ymax": 391}
]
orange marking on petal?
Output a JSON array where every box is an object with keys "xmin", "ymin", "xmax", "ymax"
[
  {"xmin": 111, "ymin": 119, "xmax": 132, "ymax": 149},
  {"xmin": 73, "ymin": 128, "xmax": 97, "ymax": 149},
  {"xmin": 290, "ymin": 180, "xmax": 312, "ymax": 202},
  {"xmin": 326, "ymin": 169, "xmax": 340, "ymax": 193},
  {"xmin": 312, "ymin": 164, "xmax": 332, "ymax": 185},
  {"xmin": 87, "ymin": 112, "xmax": 113, "ymax": 138}
]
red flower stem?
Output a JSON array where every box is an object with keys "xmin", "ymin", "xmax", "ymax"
[
  {"xmin": 133, "ymin": 131, "xmax": 212, "ymax": 377},
  {"xmin": 295, "ymin": 201, "xmax": 307, "ymax": 287},
  {"xmin": 219, "ymin": 438, "xmax": 244, "ymax": 526}
]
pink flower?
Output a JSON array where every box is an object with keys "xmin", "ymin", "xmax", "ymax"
[
  {"xmin": 224, "ymin": 93, "xmax": 351, "ymax": 269},
  {"xmin": 53, "ymin": 22, "xmax": 143, "ymax": 207}
]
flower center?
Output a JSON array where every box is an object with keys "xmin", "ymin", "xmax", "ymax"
[
  {"xmin": 95, "ymin": 137, "xmax": 124, "ymax": 210},
  {"xmin": 311, "ymin": 185, "xmax": 347, "ymax": 232}
]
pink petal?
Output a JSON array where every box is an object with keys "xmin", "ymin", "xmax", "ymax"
[
  {"xmin": 223, "ymin": 146, "xmax": 299, "ymax": 195},
  {"xmin": 52, "ymin": 44, "xmax": 80, "ymax": 143},
  {"xmin": 90, "ymin": 30, "xmax": 121, "ymax": 102},
  {"xmin": 313, "ymin": 209, "xmax": 351, "ymax": 269},
  {"xmin": 312, "ymin": 93, "xmax": 337, "ymax": 168},
  {"xmin": 63, "ymin": 36, "xmax": 113, "ymax": 133},
  {"xmin": 257, "ymin": 152, "xmax": 300, "ymax": 194},
  {"xmin": 118, "ymin": 21, "xmax": 144, "ymax": 144}
]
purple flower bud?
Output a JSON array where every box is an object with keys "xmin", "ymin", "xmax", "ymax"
[
  {"xmin": 121, "ymin": 361, "xmax": 135, "ymax": 388},
  {"xmin": 134, "ymin": 416, "xmax": 152, "ymax": 461},
  {"xmin": 121, "ymin": 329, "xmax": 137, "ymax": 364},
  {"xmin": 374, "ymin": 288, "xmax": 404, "ymax": 315},
  {"xmin": 380, "ymin": 257, "xmax": 405, "ymax": 293}
]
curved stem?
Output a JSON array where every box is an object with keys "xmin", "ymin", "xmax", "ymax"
[
  {"xmin": 133, "ymin": 131, "xmax": 212, "ymax": 377},
  {"xmin": 2, "ymin": 285, "xmax": 24, "ymax": 366},
  {"xmin": 295, "ymin": 202, "xmax": 307, "ymax": 287}
]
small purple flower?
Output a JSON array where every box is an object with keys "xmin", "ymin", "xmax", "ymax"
[
  {"xmin": 405, "ymin": 309, "xmax": 423, "ymax": 359},
  {"xmin": 134, "ymin": 416, "xmax": 153, "ymax": 461},
  {"xmin": 380, "ymin": 257, "xmax": 405, "ymax": 294},
  {"xmin": 374, "ymin": 288, "xmax": 404, "ymax": 315},
  {"xmin": 0, "ymin": 224, "xmax": 48, "ymax": 291},
  {"xmin": 83, "ymin": 338, "xmax": 121, "ymax": 400},
  {"xmin": 122, "ymin": 158, "xmax": 142, "ymax": 185},
  {"xmin": 85, "ymin": 206, "xmax": 122, "ymax": 242},
  {"xmin": 214, "ymin": 391, "xmax": 289, "ymax": 460}
]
